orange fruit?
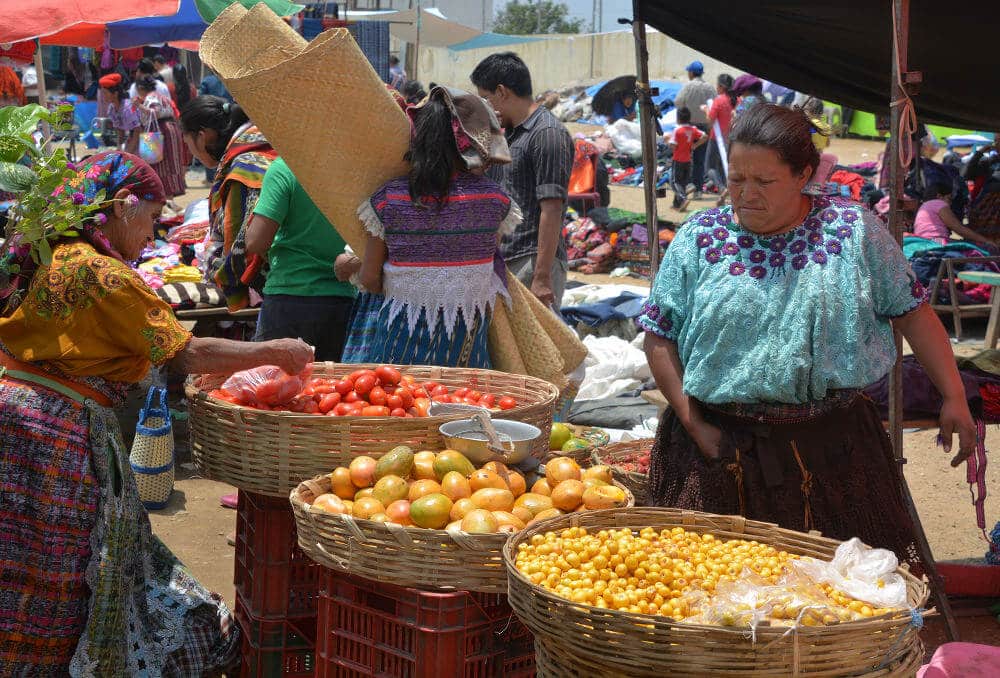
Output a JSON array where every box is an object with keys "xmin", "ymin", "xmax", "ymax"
[
  {"xmin": 450, "ymin": 497, "xmax": 478, "ymax": 522},
  {"xmin": 410, "ymin": 493, "xmax": 453, "ymax": 529},
  {"xmin": 353, "ymin": 496, "xmax": 386, "ymax": 519},
  {"xmin": 385, "ymin": 499, "xmax": 413, "ymax": 525},
  {"xmin": 512, "ymin": 506, "xmax": 534, "ymax": 524},
  {"xmin": 545, "ymin": 457, "xmax": 581, "ymax": 485},
  {"xmin": 329, "ymin": 467, "xmax": 356, "ymax": 500},
  {"xmin": 408, "ymin": 478, "xmax": 443, "ymax": 502},
  {"xmin": 513, "ymin": 493, "xmax": 553, "ymax": 516},
  {"xmin": 349, "ymin": 456, "xmax": 377, "ymax": 488},
  {"xmin": 531, "ymin": 478, "xmax": 552, "ymax": 496},
  {"xmin": 460, "ymin": 509, "xmax": 500, "ymax": 534},
  {"xmin": 582, "ymin": 484, "xmax": 627, "ymax": 510},
  {"xmin": 440, "ymin": 471, "xmax": 472, "ymax": 501},
  {"xmin": 582, "ymin": 465, "xmax": 614, "ymax": 484},
  {"xmin": 469, "ymin": 469, "xmax": 508, "ymax": 492},
  {"xmin": 372, "ymin": 475, "xmax": 409, "ymax": 507},
  {"xmin": 412, "ymin": 451, "xmax": 438, "ymax": 480},
  {"xmin": 312, "ymin": 493, "xmax": 348, "ymax": 514},
  {"xmin": 470, "ymin": 487, "xmax": 515, "ymax": 512},
  {"xmin": 492, "ymin": 511, "xmax": 526, "ymax": 532},
  {"xmin": 550, "ymin": 479, "xmax": 585, "ymax": 512},
  {"xmin": 506, "ymin": 472, "xmax": 527, "ymax": 497}
]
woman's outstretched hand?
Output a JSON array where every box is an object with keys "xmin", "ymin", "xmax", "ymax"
[{"xmin": 939, "ymin": 395, "xmax": 976, "ymax": 467}]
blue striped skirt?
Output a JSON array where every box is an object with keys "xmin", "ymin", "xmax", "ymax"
[{"xmin": 342, "ymin": 292, "xmax": 492, "ymax": 368}]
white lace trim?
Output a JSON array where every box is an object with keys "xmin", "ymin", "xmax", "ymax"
[
  {"xmin": 358, "ymin": 198, "xmax": 384, "ymax": 239},
  {"xmin": 499, "ymin": 200, "xmax": 523, "ymax": 237},
  {"xmin": 382, "ymin": 261, "xmax": 510, "ymax": 337}
]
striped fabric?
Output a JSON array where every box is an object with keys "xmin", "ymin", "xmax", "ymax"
[
  {"xmin": 487, "ymin": 105, "xmax": 574, "ymax": 261},
  {"xmin": 155, "ymin": 281, "xmax": 224, "ymax": 310}
]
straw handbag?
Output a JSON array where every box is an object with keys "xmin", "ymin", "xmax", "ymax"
[{"xmin": 129, "ymin": 386, "xmax": 174, "ymax": 510}]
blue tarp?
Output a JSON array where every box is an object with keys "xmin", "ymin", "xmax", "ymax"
[
  {"xmin": 585, "ymin": 79, "xmax": 683, "ymax": 110},
  {"xmin": 448, "ymin": 33, "xmax": 544, "ymax": 52},
  {"xmin": 108, "ymin": 0, "xmax": 206, "ymax": 49}
]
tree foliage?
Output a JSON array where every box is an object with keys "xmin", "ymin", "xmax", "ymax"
[{"xmin": 493, "ymin": 1, "xmax": 585, "ymax": 35}]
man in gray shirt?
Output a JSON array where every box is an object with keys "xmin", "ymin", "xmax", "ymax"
[
  {"xmin": 472, "ymin": 52, "xmax": 574, "ymax": 310},
  {"xmin": 674, "ymin": 60, "xmax": 716, "ymax": 200}
]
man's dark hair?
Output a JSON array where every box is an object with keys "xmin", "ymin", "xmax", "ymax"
[
  {"xmin": 137, "ymin": 58, "xmax": 157, "ymax": 75},
  {"xmin": 677, "ymin": 106, "xmax": 692, "ymax": 124},
  {"xmin": 135, "ymin": 75, "xmax": 159, "ymax": 94},
  {"xmin": 152, "ymin": 54, "xmax": 166, "ymax": 65},
  {"xmin": 471, "ymin": 52, "xmax": 532, "ymax": 98},
  {"xmin": 389, "ymin": 55, "xmax": 399, "ymax": 66}
]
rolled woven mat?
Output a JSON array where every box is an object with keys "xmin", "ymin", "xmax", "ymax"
[
  {"xmin": 201, "ymin": 5, "xmax": 587, "ymax": 389},
  {"xmin": 200, "ymin": 4, "xmax": 409, "ymax": 256}
]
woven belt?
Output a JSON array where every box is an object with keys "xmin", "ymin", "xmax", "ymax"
[
  {"xmin": 702, "ymin": 389, "xmax": 860, "ymax": 425},
  {"xmin": 0, "ymin": 353, "xmax": 112, "ymax": 407}
]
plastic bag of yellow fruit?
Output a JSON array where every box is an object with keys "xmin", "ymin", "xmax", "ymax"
[{"xmin": 790, "ymin": 537, "xmax": 907, "ymax": 610}]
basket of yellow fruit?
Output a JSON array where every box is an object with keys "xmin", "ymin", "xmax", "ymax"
[
  {"xmin": 289, "ymin": 448, "xmax": 634, "ymax": 593},
  {"xmin": 503, "ymin": 508, "xmax": 929, "ymax": 677}
]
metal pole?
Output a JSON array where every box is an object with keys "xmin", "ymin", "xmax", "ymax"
[
  {"xmin": 629, "ymin": 6, "xmax": 659, "ymax": 278},
  {"xmin": 887, "ymin": 0, "xmax": 960, "ymax": 643},
  {"xmin": 414, "ymin": 0, "xmax": 421, "ymax": 82}
]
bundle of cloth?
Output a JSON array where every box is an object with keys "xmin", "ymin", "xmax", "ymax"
[{"xmin": 564, "ymin": 217, "xmax": 615, "ymax": 274}]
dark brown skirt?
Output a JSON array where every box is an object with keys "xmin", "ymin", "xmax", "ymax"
[{"xmin": 647, "ymin": 395, "xmax": 923, "ymax": 570}]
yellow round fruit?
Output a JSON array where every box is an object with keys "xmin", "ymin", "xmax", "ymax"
[
  {"xmin": 550, "ymin": 479, "xmax": 585, "ymax": 511},
  {"xmin": 440, "ymin": 471, "xmax": 472, "ymax": 501},
  {"xmin": 412, "ymin": 451, "xmax": 438, "ymax": 480},
  {"xmin": 560, "ymin": 438, "xmax": 590, "ymax": 454},
  {"xmin": 470, "ymin": 487, "xmax": 516, "ymax": 512},
  {"xmin": 408, "ymin": 478, "xmax": 443, "ymax": 502},
  {"xmin": 582, "ymin": 484, "xmax": 627, "ymax": 510},
  {"xmin": 531, "ymin": 478, "xmax": 552, "ymax": 496},
  {"xmin": 329, "ymin": 467, "xmax": 356, "ymax": 500},
  {"xmin": 469, "ymin": 469, "xmax": 508, "ymax": 492},
  {"xmin": 352, "ymin": 496, "xmax": 385, "ymax": 519},
  {"xmin": 450, "ymin": 497, "xmax": 478, "ymax": 522},
  {"xmin": 582, "ymin": 465, "xmax": 614, "ymax": 484},
  {"xmin": 513, "ymin": 492, "xmax": 553, "ymax": 516},
  {"xmin": 549, "ymin": 422, "xmax": 573, "ymax": 451},
  {"xmin": 461, "ymin": 509, "xmax": 500, "ymax": 534},
  {"xmin": 545, "ymin": 457, "xmax": 582, "ymax": 485},
  {"xmin": 512, "ymin": 506, "xmax": 534, "ymax": 524}
]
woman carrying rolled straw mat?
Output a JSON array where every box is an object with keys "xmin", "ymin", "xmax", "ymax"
[
  {"xmin": 180, "ymin": 95, "xmax": 277, "ymax": 310},
  {"xmin": 343, "ymin": 86, "xmax": 521, "ymax": 368},
  {"xmin": 639, "ymin": 103, "xmax": 976, "ymax": 569}
]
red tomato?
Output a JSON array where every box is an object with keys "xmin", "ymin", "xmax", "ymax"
[
  {"xmin": 394, "ymin": 387, "xmax": 412, "ymax": 408},
  {"xmin": 303, "ymin": 400, "xmax": 319, "ymax": 414},
  {"xmin": 386, "ymin": 394, "xmax": 404, "ymax": 410},
  {"xmin": 479, "ymin": 394, "xmax": 496, "ymax": 408},
  {"xmin": 498, "ymin": 396, "xmax": 517, "ymax": 410},
  {"xmin": 401, "ymin": 375, "xmax": 417, "ymax": 386},
  {"xmin": 361, "ymin": 405, "xmax": 390, "ymax": 417},
  {"xmin": 468, "ymin": 390, "xmax": 483, "ymax": 402},
  {"xmin": 274, "ymin": 375, "xmax": 301, "ymax": 404},
  {"xmin": 389, "ymin": 407, "xmax": 407, "ymax": 417},
  {"xmin": 334, "ymin": 379, "xmax": 354, "ymax": 396},
  {"xmin": 348, "ymin": 369, "xmax": 377, "ymax": 383},
  {"xmin": 433, "ymin": 394, "xmax": 452, "ymax": 404},
  {"xmin": 354, "ymin": 374, "xmax": 377, "ymax": 396},
  {"xmin": 430, "ymin": 385, "xmax": 449, "ymax": 397},
  {"xmin": 404, "ymin": 413, "xmax": 415, "ymax": 418},
  {"xmin": 301, "ymin": 385, "xmax": 316, "ymax": 397},
  {"xmin": 422, "ymin": 381, "xmax": 439, "ymax": 393},
  {"xmin": 462, "ymin": 397, "xmax": 480, "ymax": 405},
  {"xmin": 412, "ymin": 397, "xmax": 431, "ymax": 417},
  {"xmin": 334, "ymin": 402, "xmax": 356, "ymax": 416},
  {"xmin": 411, "ymin": 387, "xmax": 428, "ymax": 399},
  {"xmin": 344, "ymin": 390, "xmax": 361, "ymax": 403},
  {"xmin": 375, "ymin": 365, "xmax": 402, "ymax": 386},
  {"xmin": 318, "ymin": 393, "xmax": 341, "ymax": 414},
  {"xmin": 325, "ymin": 409, "xmax": 340, "ymax": 416},
  {"xmin": 255, "ymin": 379, "xmax": 280, "ymax": 403},
  {"xmin": 368, "ymin": 385, "xmax": 387, "ymax": 406},
  {"xmin": 453, "ymin": 387, "xmax": 470, "ymax": 399}
]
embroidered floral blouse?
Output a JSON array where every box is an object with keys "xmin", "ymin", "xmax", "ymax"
[
  {"xmin": 637, "ymin": 196, "xmax": 926, "ymax": 404},
  {"xmin": 0, "ymin": 241, "xmax": 191, "ymax": 384}
]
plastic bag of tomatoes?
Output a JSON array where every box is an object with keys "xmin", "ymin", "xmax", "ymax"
[{"xmin": 217, "ymin": 365, "xmax": 313, "ymax": 409}]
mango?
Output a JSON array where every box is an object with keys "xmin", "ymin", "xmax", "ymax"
[
  {"xmin": 375, "ymin": 446, "xmax": 414, "ymax": 480},
  {"xmin": 410, "ymin": 493, "xmax": 453, "ymax": 529},
  {"xmin": 372, "ymin": 475, "xmax": 409, "ymax": 507},
  {"xmin": 470, "ymin": 487, "xmax": 515, "ymax": 512},
  {"xmin": 433, "ymin": 449, "xmax": 475, "ymax": 480}
]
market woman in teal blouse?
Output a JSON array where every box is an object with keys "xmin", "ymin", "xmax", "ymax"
[{"xmin": 639, "ymin": 103, "xmax": 975, "ymax": 566}]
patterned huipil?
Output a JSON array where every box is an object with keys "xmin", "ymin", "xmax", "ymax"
[
  {"xmin": 637, "ymin": 196, "xmax": 927, "ymax": 405},
  {"xmin": 359, "ymin": 172, "xmax": 522, "ymax": 337}
]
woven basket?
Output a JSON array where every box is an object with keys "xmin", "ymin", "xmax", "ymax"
[
  {"xmin": 290, "ymin": 474, "xmax": 634, "ymax": 593},
  {"xmin": 590, "ymin": 439, "xmax": 653, "ymax": 506},
  {"xmin": 503, "ymin": 508, "xmax": 930, "ymax": 678},
  {"xmin": 186, "ymin": 363, "xmax": 559, "ymax": 498}
]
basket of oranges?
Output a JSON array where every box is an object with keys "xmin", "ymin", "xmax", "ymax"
[
  {"xmin": 502, "ymin": 508, "xmax": 928, "ymax": 677},
  {"xmin": 290, "ymin": 450, "xmax": 633, "ymax": 593},
  {"xmin": 186, "ymin": 363, "xmax": 559, "ymax": 498}
]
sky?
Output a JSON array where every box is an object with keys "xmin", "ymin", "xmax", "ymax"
[{"xmin": 495, "ymin": 0, "xmax": 634, "ymax": 34}]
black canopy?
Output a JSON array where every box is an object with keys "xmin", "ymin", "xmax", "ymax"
[{"xmin": 634, "ymin": 1, "xmax": 998, "ymax": 131}]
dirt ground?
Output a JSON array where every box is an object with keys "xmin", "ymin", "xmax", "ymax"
[{"xmin": 148, "ymin": 146, "xmax": 1000, "ymax": 651}]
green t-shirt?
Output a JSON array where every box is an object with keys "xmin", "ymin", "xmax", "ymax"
[{"xmin": 253, "ymin": 158, "xmax": 356, "ymax": 298}]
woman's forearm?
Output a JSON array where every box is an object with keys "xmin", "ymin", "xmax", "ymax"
[
  {"xmin": 168, "ymin": 337, "xmax": 279, "ymax": 376},
  {"xmin": 894, "ymin": 304, "xmax": 964, "ymax": 400},
  {"xmin": 643, "ymin": 333, "xmax": 700, "ymax": 428}
]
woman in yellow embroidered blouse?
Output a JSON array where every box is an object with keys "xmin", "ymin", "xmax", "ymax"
[{"xmin": 0, "ymin": 151, "xmax": 313, "ymax": 676}]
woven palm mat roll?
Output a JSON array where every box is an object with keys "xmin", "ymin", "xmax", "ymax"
[{"xmin": 200, "ymin": 3, "xmax": 409, "ymax": 256}]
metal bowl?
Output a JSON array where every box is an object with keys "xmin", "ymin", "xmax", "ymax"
[{"xmin": 438, "ymin": 418, "xmax": 541, "ymax": 466}]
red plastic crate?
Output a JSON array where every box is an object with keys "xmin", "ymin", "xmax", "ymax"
[
  {"xmin": 236, "ymin": 592, "xmax": 317, "ymax": 677},
  {"xmin": 315, "ymin": 570, "xmax": 535, "ymax": 678},
  {"xmin": 235, "ymin": 490, "xmax": 320, "ymax": 619}
]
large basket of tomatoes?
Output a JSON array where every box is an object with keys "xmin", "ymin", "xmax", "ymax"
[
  {"xmin": 590, "ymin": 439, "xmax": 653, "ymax": 506},
  {"xmin": 186, "ymin": 363, "xmax": 560, "ymax": 498},
  {"xmin": 503, "ymin": 508, "xmax": 929, "ymax": 678}
]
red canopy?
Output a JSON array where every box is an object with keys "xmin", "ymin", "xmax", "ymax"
[{"xmin": 1, "ymin": 0, "xmax": 180, "ymax": 45}]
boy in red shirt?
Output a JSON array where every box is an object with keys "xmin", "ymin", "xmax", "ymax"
[{"xmin": 667, "ymin": 107, "xmax": 708, "ymax": 210}]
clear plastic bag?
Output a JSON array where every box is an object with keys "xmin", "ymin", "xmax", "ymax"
[
  {"xmin": 221, "ymin": 365, "xmax": 313, "ymax": 408},
  {"xmin": 790, "ymin": 537, "xmax": 907, "ymax": 609}
]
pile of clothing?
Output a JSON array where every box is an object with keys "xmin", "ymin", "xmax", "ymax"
[
  {"xmin": 564, "ymin": 217, "xmax": 615, "ymax": 274},
  {"xmin": 564, "ymin": 207, "xmax": 676, "ymax": 277},
  {"xmin": 614, "ymin": 223, "xmax": 674, "ymax": 278},
  {"xmin": 904, "ymin": 236, "xmax": 997, "ymax": 305}
]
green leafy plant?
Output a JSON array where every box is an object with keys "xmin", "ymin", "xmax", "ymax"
[{"xmin": 0, "ymin": 104, "xmax": 105, "ymax": 265}]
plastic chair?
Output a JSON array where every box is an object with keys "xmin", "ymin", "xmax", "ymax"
[{"xmin": 568, "ymin": 152, "xmax": 602, "ymax": 214}]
